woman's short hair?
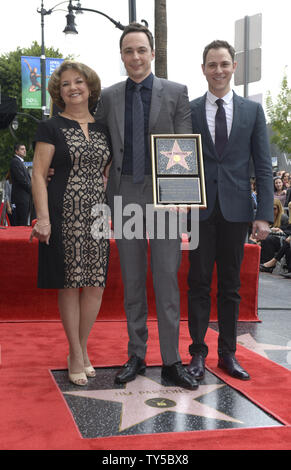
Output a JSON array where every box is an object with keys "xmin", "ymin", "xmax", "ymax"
[{"xmin": 48, "ymin": 60, "xmax": 101, "ymax": 110}]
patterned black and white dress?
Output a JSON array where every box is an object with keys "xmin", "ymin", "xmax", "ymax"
[{"xmin": 34, "ymin": 115, "xmax": 111, "ymax": 289}]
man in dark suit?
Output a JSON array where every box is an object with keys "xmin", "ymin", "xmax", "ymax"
[
  {"xmin": 10, "ymin": 143, "xmax": 31, "ymax": 226},
  {"xmin": 95, "ymin": 23, "xmax": 198, "ymax": 390},
  {"xmin": 285, "ymin": 187, "xmax": 291, "ymax": 207},
  {"xmin": 187, "ymin": 40, "xmax": 274, "ymax": 381}
]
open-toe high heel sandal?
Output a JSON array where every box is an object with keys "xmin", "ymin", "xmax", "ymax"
[{"xmin": 67, "ymin": 356, "xmax": 88, "ymax": 386}]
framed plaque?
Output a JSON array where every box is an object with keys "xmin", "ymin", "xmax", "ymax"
[{"xmin": 151, "ymin": 134, "xmax": 207, "ymax": 208}]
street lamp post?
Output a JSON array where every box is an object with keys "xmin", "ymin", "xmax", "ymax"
[
  {"xmin": 37, "ymin": 1, "xmax": 142, "ymax": 119},
  {"xmin": 38, "ymin": 1, "xmax": 72, "ymax": 119},
  {"xmin": 38, "ymin": 0, "xmax": 48, "ymax": 120},
  {"xmin": 65, "ymin": 1, "xmax": 148, "ymax": 34},
  {"xmin": 66, "ymin": 0, "xmax": 126, "ymax": 32},
  {"xmin": 128, "ymin": 0, "xmax": 137, "ymax": 22}
]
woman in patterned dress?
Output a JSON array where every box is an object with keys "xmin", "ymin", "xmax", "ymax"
[{"xmin": 30, "ymin": 61, "xmax": 112, "ymax": 386}]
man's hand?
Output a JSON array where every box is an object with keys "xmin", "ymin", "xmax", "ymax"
[
  {"xmin": 6, "ymin": 202, "xmax": 12, "ymax": 215},
  {"xmin": 252, "ymin": 220, "xmax": 270, "ymax": 241}
]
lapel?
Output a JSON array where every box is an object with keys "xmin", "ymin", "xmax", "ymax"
[
  {"xmin": 199, "ymin": 93, "xmax": 213, "ymax": 144},
  {"xmin": 113, "ymin": 81, "xmax": 126, "ymax": 145},
  {"xmin": 149, "ymin": 76, "xmax": 163, "ymax": 131},
  {"xmin": 14, "ymin": 156, "xmax": 30, "ymax": 180},
  {"xmin": 227, "ymin": 91, "xmax": 244, "ymax": 150},
  {"xmin": 195, "ymin": 93, "xmax": 217, "ymax": 160}
]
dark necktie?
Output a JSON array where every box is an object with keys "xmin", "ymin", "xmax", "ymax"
[
  {"xmin": 215, "ymin": 98, "xmax": 228, "ymax": 157},
  {"xmin": 132, "ymin": 83, "xmax": 145, "ymax": 183}
]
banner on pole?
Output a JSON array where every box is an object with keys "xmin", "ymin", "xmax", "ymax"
[
  {"xmin": 21, "ymin": 56, "xmax": 64, "ymax": 110},
  {"xmin": 45, "ymin": 58, "xmax": 64, "ymax": 114}
]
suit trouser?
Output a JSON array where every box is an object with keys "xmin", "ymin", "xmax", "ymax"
[
  {"xmin": 187, "ymin": 198, "xmax": 249, "ymax": 357},
  {"xmin": 260, "ymin": 234, "xmax": 282, "ymax": 263},
  {"xmin": 275, "ymin": 239, "xmax": 291, "ymax": 271},
  {"xmin": 113, "ymin": 176, "xmax": 182, "ymax": 366},
  {"xmin": 14, "ymin": 201, "xmax": 30, "ymax": 226}
]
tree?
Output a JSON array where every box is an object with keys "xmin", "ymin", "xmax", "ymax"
[
  {"xmin": 266, "ymin": 71, "xmax": 291, "ymax": 157},
  {"xmin": 0, "ymin": 42, "xmax": 63, "ymax": 178},
  {"xmin": 154, "ymin": 0, "xmax": 167, "ymax": 78}
]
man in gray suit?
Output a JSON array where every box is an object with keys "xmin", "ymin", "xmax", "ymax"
[
  {"xmin": 187, "ymin": 40, "xmax": 274, "ymax": 381},
  {"xmin": 95, "ymin": 23, "xmax": 198, "ymax": 389}
]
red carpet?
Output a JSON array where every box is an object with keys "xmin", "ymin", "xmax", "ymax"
[
  {"xmin": 0, "ymin": 227, "xmax": 261, "ymax": 322},
  {"xmin": 2, "ymin": 226, "xmax": 285, "ymax": 450},
  {"xmin": 0, "ymin": 321, "xmax": 290, "ymax": 450}
]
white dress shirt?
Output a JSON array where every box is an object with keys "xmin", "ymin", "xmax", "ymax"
[
  {"xmin": 14, "ymin": 154, "xmax": 24, "ymax": 162},
  {"xmin": 205, "ymin": 90, "xmax": 234, "ymax": 144}
]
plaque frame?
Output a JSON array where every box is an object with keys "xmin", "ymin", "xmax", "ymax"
[{"xmin": 151, "ymin": 134, "xmax": 207, "ymax": 208}]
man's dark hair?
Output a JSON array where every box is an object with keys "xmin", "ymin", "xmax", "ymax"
[
  {"xmin": 203, "ymin": 40, "xmax": 235, "ymax": 65},
  {"xmin": 119, "ymin": 22, "xmax": 154, "ymax": 51},
  {"xmin": 14, "ymin": 143, "xmax": 25, "ymax": 152}
]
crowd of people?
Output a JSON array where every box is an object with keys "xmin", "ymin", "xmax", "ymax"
[
  {"xmin": 273, "ymin": 170, "xmax": 291, "ymax": 208},
  {"xmin": 4, "ymin": 22, "xmax": 289, "ymax": 390},
  {"xmin": 249, "ymin": 171, "xmax": 291, "ymax": 278}
]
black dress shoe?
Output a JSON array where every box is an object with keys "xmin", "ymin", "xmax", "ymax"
[
  {"xmin": 161, "ymin": 362, "xmax": 199, "ymax": 390},
  {"xmin": 188, "ymin": 353, "xmax": 205, "ymax": 380},
  {"xmin": 115, "ymin": 355, "xmax": 146, "ymax": 384},
  {"xmin": 259, "ymin": 264, "xmax": 274, "ymax": 273},
  {"xmin": 218, "ymin": 354, "xmax": 250, "ymax": 380},
  {"xmin": 280, "ymin": 271, "xmax": 291, "ymax": 278}
]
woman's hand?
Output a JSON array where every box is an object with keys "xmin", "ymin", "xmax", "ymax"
[
  {"xmin": 271, "ymin": 227, "xmax": 283, "ymax": 234},
  {"xmin": 30, "ymin": 141, "xmax": 55, "ymax": 246},
  {"xmin": 29, "ymin": 220, "xmax": 51, "ymax": 245}
]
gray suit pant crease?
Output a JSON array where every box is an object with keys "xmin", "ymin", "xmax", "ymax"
[
  {"xmin": 187, "ymin": 198, "xmax": 249, "ymax": 357},
  {"xmin": 114, "ymin": 176, "xmax": 182, "ymax": 366}
]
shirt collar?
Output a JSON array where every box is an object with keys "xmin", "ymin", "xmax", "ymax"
[
  {"xmin": 207, "ymin": 89, "xmax": 233, "ymax": 105},
  {"xmin": 127, "ymin": 72, "xmax": 154, "ymax": 90},
  {"xmin": 14, "ymin": 154, "xmax": 24, "ymax": 162}
]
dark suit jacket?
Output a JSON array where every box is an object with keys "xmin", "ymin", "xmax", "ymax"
[
  {"xmin": 95, "ymin": 76, "xmax": 192, "ymax": 209},
  {"xmin": 190, "ymin": 92, "xmax": 274, "ymax": 223},
  {"xmin": 10, "ymin": 156, "xmax": 31, "ymax": 205},
  {"xmin": 285, "ymin": 187, "xmax": 291, "ymax": 207}
]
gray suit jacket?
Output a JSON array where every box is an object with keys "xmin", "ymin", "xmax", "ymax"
[
  {"xmin": 95, "ymin": 75, "xmax": 192, "ymax": 208},
  {"xmin": 190, "ymin": 92, "xmax": 274, "ymax": 223}
]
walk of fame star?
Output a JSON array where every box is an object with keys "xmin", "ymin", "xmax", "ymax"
[
  {"xmin": 160, "ymin": 140, "xmax": 193, "ymax": 170},
  {"xmin": 237, "ymin": 333, "xmax": 291, "ymax": 359},
  {"xmin": 64, "ymin": 375, "xmax": 242, "ymax": 432}
]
